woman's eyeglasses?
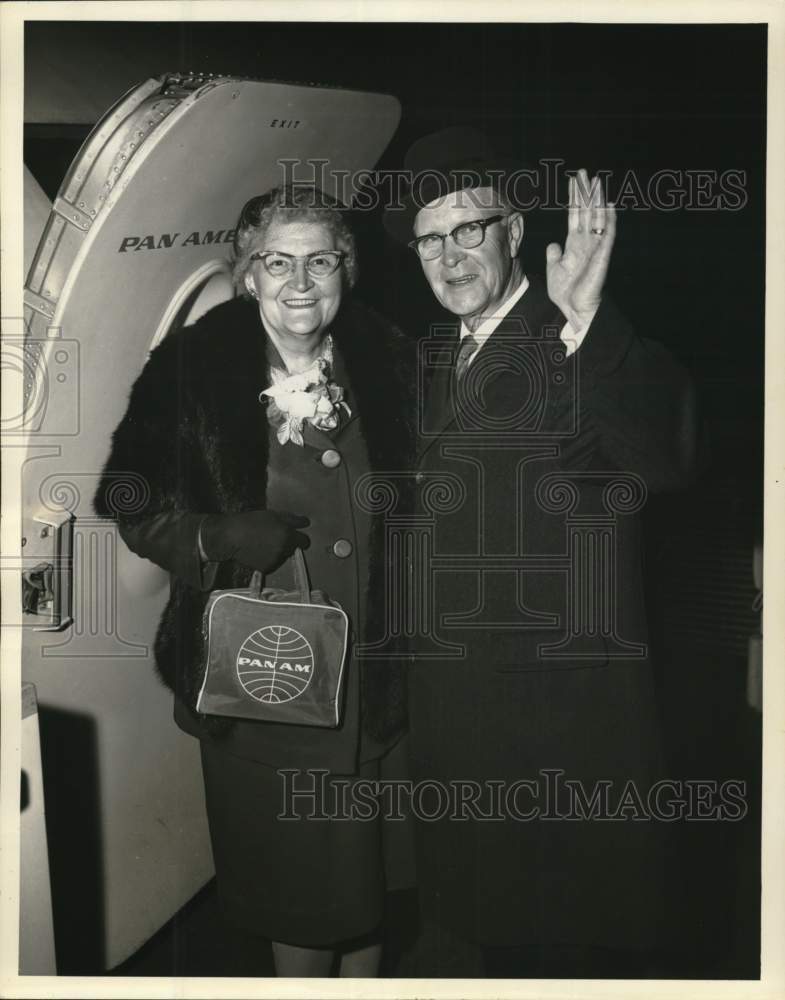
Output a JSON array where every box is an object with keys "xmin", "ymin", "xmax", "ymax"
[
  {"xmin": 250, "ymin": 250, "xmax": 345, "ymax": 278},
  {"xmin": 408, "ymin": 215, "xmax": 507, "ymax": 261}
]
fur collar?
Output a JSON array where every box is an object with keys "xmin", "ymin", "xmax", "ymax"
[{"xmin": 161, "ymin": 295, "xmax": 414, "ymax": 516}]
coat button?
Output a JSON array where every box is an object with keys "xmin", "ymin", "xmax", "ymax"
[
  {"xmin": 415, "ymin": 471, "xmax": 425, "ymax": 484},
  {"xmin": 332, "ymin": 538, "xmax": 353, "ymax": 558},
  {"xmin": 321, "ymin": 449, "xmax": 342, "ymax": 468}
]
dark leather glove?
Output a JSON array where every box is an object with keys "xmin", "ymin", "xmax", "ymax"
[{"xmin": 199, "ymin": 510, "xmax": 310, "ymax": 573}]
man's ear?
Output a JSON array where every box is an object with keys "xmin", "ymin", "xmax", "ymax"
[{"xmin": 507, "ymin": 211, "xmax": 524, "ymax": 257}]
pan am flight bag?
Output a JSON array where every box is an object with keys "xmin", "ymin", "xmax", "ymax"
[{"xmin": 196, "ymin": 549, "xmax": 348, "ymax": 727}]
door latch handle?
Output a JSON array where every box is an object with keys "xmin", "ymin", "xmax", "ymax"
[
  {"xmin": 21, "ymin": 512, "xmax": 74, "ymax": 630},
  {"xmin": 22, "ymin": 562, "xmax": 55, "ymax": 614}
]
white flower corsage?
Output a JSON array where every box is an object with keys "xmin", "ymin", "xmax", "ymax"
[{"xmin": 260, "ymin": 339, "xmax": 351, "ymax": 446}]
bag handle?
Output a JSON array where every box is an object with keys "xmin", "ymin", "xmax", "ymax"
[{"xmin": 250, "ymin": 547, "xmax": 310, "ymax": 602}]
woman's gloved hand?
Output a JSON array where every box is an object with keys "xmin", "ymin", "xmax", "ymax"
[{"xmin": 199, "ymin": 510, "xmax": 310, "ymax": 572}]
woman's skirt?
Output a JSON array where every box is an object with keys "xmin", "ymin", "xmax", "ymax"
[{"xmin": 199, "ymin": 735, "xmax": 413, "ymax": 947}]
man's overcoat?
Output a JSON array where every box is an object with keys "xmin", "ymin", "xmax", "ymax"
[{"xmin": 408, "ymin": 275, "xmax": 697, "ymax": 948}]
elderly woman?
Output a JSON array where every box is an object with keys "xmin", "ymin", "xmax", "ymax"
[{"xmin": 94, "ymin": 186, "xmax": 413, "ymax": 976}]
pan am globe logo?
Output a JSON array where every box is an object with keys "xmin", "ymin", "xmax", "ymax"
[{"xmin": 236, "ymin": 625, "xmax": 314, "ymax": 703}]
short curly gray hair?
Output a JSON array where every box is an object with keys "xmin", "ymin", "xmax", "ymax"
[{"xmin": 232, "ymin": 185, "xmax": 358, "ymax": 295}]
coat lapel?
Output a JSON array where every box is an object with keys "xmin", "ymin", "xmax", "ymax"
[{"xmin": 422, "ymin": 334, "xmax": 458, "ymax": 436}]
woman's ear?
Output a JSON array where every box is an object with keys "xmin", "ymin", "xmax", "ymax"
[{"xmin": 244, "ymin": 274, "xmax": 257, "ymax": 299}]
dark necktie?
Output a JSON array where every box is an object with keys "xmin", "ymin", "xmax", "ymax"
[{"xmin": 455, "ymin": 333, "xmax": 479, "ymax": 381}]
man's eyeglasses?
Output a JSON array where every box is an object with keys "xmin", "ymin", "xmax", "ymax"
[
  {"xmin": 408, "ymin": 215, "xmax": 508, "ymax": 261},
  {"xmin": 250, "ymin": 250, "xmax": 345, "ymax": 278}
]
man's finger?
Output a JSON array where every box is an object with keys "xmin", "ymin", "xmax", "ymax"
[
  {"xmin": 575, "ymin": 167, "xmax": 591, "ymax": 233},
  {"xmin": 567, "ymin": 176, "xmax": 580, "ymax": 233},
  {"xmin": 606, "ymin": 201, "xmax": 617, "ymax": 236},
  {"xmin": 592, "ymin": 173, "xmax": 605, "ymax": 206},
  {"xmin": 545, "ymin": 242, "xmax": 563, "ymax": 265},
  {"xmin": 589, "ymin": 175, "xmax": 606, "ymax": 233},
  {"xmin": 594, "ymin": 202, "xmax": 617, "ymax": 253},
  {"xmin": 583, "ymin": 204, "xmax": 616, "ymax": 286}
]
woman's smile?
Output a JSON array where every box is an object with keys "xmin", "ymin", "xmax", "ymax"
[{"xmin": 283, "ymin": 297, "xmax": 319, "ymax": 308}]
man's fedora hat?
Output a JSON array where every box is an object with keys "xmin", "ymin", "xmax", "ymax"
[{"xmin": 383, "ymin": 126, "xmax": 523, "ymax": 246}]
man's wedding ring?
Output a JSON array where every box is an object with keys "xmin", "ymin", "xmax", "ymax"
[{"xmin": 591, "ymin": 227, "xmax": 605, "ymax": 236}]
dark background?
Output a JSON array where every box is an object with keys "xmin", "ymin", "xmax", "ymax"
[{"xmin": 24, "ymin": 20, "xmax": 765, "ymax": 978}]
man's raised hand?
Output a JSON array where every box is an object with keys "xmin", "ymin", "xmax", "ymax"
[{"xmin": 545, "ymin": 168, "xmax": 616, "ymax": 332}]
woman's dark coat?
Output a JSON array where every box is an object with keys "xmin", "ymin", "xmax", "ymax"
[{"xmin": 94, "ymin": 295, "xmax": 414, "ymax": 773}]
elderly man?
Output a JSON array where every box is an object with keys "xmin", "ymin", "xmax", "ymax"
[{"xmin": 383, "ymin": 128, "xmax": 698, "ymax": 978}]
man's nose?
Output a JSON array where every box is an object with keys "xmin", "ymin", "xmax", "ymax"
[
  {"xmin": 441, "ymin": 237, "xmax": 466, "ymax": 268},
  {"xmin": 290, "ymin": 260, "xmax": 314, "ymax": 292}
]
